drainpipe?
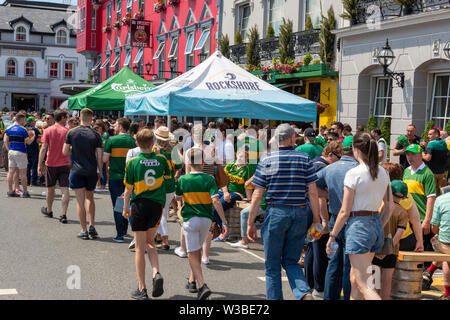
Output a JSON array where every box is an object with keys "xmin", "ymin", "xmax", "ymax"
[{"xmin": 216, "ymin": 0, "xmax": 224, "ymax": 49}]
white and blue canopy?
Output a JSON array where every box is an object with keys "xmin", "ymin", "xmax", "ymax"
[{"xmin": 125, "ymin": 51, "xmax": 317, "ymax": 121}]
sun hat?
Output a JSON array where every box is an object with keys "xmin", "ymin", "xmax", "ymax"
[
  {"xmin": 342, "ymin": 136, "xmax": 353, "ymax": 151},
  {"xmin": 391, "ymin": 180, "xmax": 408, "ymax": 198},
  {"xmin": 404, "ymin": 143, "xmax": 422, "ymax": 154},
  {"xmin": 154, "ymin": 126, "xmax": 174, "ymax": 141}
]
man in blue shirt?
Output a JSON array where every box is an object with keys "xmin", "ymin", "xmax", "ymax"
[
  {"xmin": 316, "ymin": 136, "xmax": 359, "ymax": 300},
  {"xmin": 4, "ymin": 112, "xmax": 35, "ymax": 197},
  {"xmin": 247, "ymin": 123, "xmax": 321, "ymax": 300}
]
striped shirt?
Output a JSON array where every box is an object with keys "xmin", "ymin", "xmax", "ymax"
[
  {"xmin": 431, "ymin": 192, "xmax": 450, "ymax": 243},
  {"xmin": 252, "ymin": 146, "xmax": 317, "ymax": 206}
]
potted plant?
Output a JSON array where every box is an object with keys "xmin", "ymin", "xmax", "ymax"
[
  {"xmin": 235, "ymin": 31, "xmax": 243, "ymax": 44},
  {"xmin": 154, "ymin": 0, "xmax": 166, "ymax": 13},
  {"xmin": 266, "ymin": 23, "xmax": 275, "ymax": 38},
  {"xmin": 134, "ymin": 7, "xmax": 144, "ymax": 20},
  {"xmin": 103, "ymin": 23, "xmax": 111, "ymax": 32},
  {"xmin": 167, "ymin": 0, "xmax": 179, "ymax": 7},
  {"xmin": 303, "ymin": 52, "xmax": 313, "ymax": 66},
  {"xmin": 122, "ymin": 12, "xmax": 132, "ymax": 25},
  {"xmin": 394, "ymin": 0, "xmax": 416, "ymax": 15},
  {"xmin": 341, "ymin": 0, "xmax": 359, "ymax": 26},
  {"xmin": 113, "ymin": 19, "xmax": 121, "ymax": 30}
]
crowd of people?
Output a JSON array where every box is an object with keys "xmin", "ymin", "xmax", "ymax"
[{"xmin": 0, "ymin": 109, "xmax": 449, "ymax": 301}]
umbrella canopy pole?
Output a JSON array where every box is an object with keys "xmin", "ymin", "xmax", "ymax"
[{"xmin": 167, "ymin": 115, "xmax": 171, "ymax": 131}]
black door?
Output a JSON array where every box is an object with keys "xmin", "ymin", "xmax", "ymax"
[{"xmin": 308, "ymin": 83, "xmax": 321, "ymax": 125}]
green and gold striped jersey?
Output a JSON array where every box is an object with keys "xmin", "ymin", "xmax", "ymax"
[
  {"xmin": 156, "ymin": 148, "xmax": 182, "ymax": 194},
  {"xmin": 224, "ymin": 161, "xmax": 251, "ymax": 197},
  {"xmin": 176, "ymin": 172, "xmax": 219, "ymax": 222},
  {"xmin": 124, "ymin": 152, "xmax": 170, "ymax": 206}
]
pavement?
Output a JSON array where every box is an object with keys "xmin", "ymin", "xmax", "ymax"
[{"xmin": 0, "ymin": 170, "xmax": 445, "ymax": 300}]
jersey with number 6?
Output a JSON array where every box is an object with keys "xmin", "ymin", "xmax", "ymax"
[{"xmin": 124, "ymin": 152, "xmax": 170, "ymax": 206}]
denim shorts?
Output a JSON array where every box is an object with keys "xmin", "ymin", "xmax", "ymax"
[{"xmin": 345, "ymin": 214, "xmax": 384, "ymax": 255}]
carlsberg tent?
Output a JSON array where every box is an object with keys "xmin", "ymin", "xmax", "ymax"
[
  {"xmin": 124, "ymin": 51, "xmax": 317, "ymax": 121},
  {"xmin": 68, "ymin": 66, "xmax": 155, "ymax": 111}
]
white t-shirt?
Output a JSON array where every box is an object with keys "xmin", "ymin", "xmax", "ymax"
[
  {"xmin": 344, "ymin": 164, "xmax": 390, "ymax": 212},
  {"xmin": 377, "ymin": 137, "xmax": 387, "ymax": 164},
  {"xmin": 126, "ymin": 147, "xmax": 141, "ymax": 164},
  {"xmin": 215, "ymin": 138, "xmax": 235, "ymax": 165}
]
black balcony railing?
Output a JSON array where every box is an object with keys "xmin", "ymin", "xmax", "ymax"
[
  {"xmin": 258, "ymin": 37, "xmax": 279, "ymax": 61},
  {"xmin": 229, "ymin": 43, "xmax": 247, "ymax": 64},
  {"xmin": 290, "ymin": 29, "xmax": 320, "ymax": 56},
  {"xmin": 355, "ymin": 0, "xmax": 450, "ymax": 24}
]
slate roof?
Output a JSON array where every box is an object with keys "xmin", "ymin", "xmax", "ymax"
[{"xmin": 0, "ymin": 4, "xmax": 75, "ymax": 34}]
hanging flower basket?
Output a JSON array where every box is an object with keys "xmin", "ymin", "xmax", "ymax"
[
  {"xmin": 317, "ymin": 102, "xmax": 329, "ymax": 114},
  {"xmin": 134, "ymin": 8, "xmax": 144, "ymax": 20},
  {"xmin": 154, "ymin": 1, "xmax": 166, "ymax": 13},
  {"xmin": 113, "ymin": 20, "xmax": 121, "ymax": 30},
  {"xmin": 167, "ymin": 0, "xmax": 179, "ymax": 7},
  {"xmin": 103, "ymin": 23, "xmax": 111, "ymax": 32},
  {"xmin": 122, "ymin": 13, "xmax": 132, "ymax": 25}
]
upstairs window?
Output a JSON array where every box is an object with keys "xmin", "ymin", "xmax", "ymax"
[
  {"xmin": 64, "ymin": 62, "xmax": 73, "ymax": 79},
  {"xmin": 7, "ymin": 59, "xmax": 16, "ymax": 76},
  {"xmin": 25, "ymin": 60, "xmax": 34, "ymax": 77},
  {"xmin": 269, "ymin": 0, "xmax": 284, "ymax": 35},
  {"xmin": 56, "ymin": 29, "xmax": 68, "ymax": 45},
  {"xmin": 92, "ymin": 8, "xmax": 97, "ymax": 30},
  {"xmin": 15, "ymin": 26, "xmax": 27, "ymax": 41},
  {"xmin": 305, "ymin": 0, "xmax": 321, "ymax": 29},
  {"xmin": 238, "ymin": 4, "xmax": 250, "ymax": 40},
  {"xmin": 49, "ymin": 61, "xmax": 59, "ymax": 78}
]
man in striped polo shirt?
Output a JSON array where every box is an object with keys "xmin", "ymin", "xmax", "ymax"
[
  {"xmin": 103, "ymin": 118, "xmax": 136, "ymax": 243},
  {"xmin": 247, "ymin": 123, "xmax": 321, "ymax": 300}
]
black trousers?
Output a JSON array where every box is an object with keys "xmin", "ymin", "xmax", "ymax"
[{"xmin": 304, "ymin": 233, "xmax": 330, "ymax": 292}]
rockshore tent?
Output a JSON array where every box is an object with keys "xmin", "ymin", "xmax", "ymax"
[
  {"xmin": 68, "ymin": 66, "xmax": 155, "ymax": 111},
  {"xmin": 124, "ymin": 51, "xmax": 317, "ymax": 122}
]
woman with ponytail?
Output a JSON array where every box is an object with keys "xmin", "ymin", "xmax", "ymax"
[{"xmin": 326, "ymin": 132, "xmax": 393, "ymax": 300}]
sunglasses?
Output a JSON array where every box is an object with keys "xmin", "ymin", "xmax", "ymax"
[
  {"xmin": 332, "ymin": 152, "xmax": 341, "ymax": 159},
  {"xmin": 327, "ymin": 138, "xmax": 334, "ymax": 141}
]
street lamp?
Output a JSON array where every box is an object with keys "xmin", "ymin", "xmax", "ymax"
[
  {"xmin": 377, "ymin": 39, "xmax": 405, "ymax": 88},
  {"xmin": 133, "ymin": 65, "xmax": 138, "ymax": 74},
  {"xmin": 444, "ymin": 41, "xmax": 450, "ymax": 59},
  {"xmin": 198, "ymin": 52, "xmax": 208, "ymax": 63},
  {"xmin": 145, "ymin": 62, "xmax": 152, "ymax": 75},
  {"xmin": 169, "ymin": 58, "xmax": 177, "ymax": 77}
]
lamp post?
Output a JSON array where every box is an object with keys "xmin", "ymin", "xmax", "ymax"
[
  {"xmin": 377, "ymin": 39, "xmax": 405, "ymax": 88},
  {"xmin": 133, "ymin": 65, "xmax": 138, "ymax": 74}
]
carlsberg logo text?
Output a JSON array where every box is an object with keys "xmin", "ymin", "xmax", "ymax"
[{"xmin": 111, "ymin": 83, "xmax": 150, "ymax": 93}]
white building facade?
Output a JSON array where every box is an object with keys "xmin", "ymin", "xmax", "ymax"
[
  {"xmin": 334, "ymin": 0, "xmax": 450, "ymax": 157},
  {"xmin": 0, "ymin": 0, "xmax": 88, "ymax": 111}
]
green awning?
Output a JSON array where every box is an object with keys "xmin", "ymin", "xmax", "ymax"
[
  {"xmin": 274, "ymin": 83, "xmax": 289, "ymax": 88},
  {"xmin": 68, "ymin": 66, "xmax": 155, "ymax": 111}
]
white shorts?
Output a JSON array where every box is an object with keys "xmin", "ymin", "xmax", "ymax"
[
  {"xmin": 182, "ymin": 216, "xmax": 212, "ymax": 253},
  {"xmin": 8, "ymin": 150, "xmax": 28, "ymax": 169}
]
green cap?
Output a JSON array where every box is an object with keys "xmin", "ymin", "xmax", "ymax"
[
  {"xmin": 397, "ymin": 135, "xmax": 409, "ymax": 147},
  {"xmin": 27, "ymin": 116, "xmax": 37, "ymax": 122},
  {"xmin": 405, "ymin": 143, "xmax": 422, "ymax": 154},
  {"xmin": 391, "ymin": 180, "xmax": 408, "ymax": 198},
  {"xmin": 342, "ymin": 136, "xmax": 353, "ymax": 151}
]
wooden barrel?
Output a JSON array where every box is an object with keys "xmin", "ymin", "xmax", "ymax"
[
  {"xmin": 225, "ymin": 200, "xmax": 250, "ymax": 241},
  {"xmin": 391, "ymin": 261, "xmax": 423, "ymax": 300}
]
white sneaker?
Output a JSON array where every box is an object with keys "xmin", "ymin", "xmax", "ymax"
[
  {"xmin": 128, "ymin": 238, "xmax": 135, "ymax": 250},
  {"xmin": 312, "ymin": 289, "xmax": 324, "ymax": 300},
  {"xmin": 174, "ymin": 246, "xmax": 187, "ymax": 258},
  {"xmin": 202, "ymin": 257, "xmax": 210, "ymax": 265},
  {"xmin": 230, "ymin": 241, "xmax": 249, "ymax": 249}
]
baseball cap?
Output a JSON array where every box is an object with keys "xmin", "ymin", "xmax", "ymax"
[
  {"xmin": 304, "ymin": 127, "xmax": 316, "ymax": 138},
  {"xmin": 274, "ymin": 123, "xmax": 295, "ymax": 141},
  {"xmin": 397, "ymin": 135, "xmax": 409, "ymax": 147},
  {"xmin": 391, "ymin": 180, "xmax": 408, "ymax": 198},
  {"xmin": 27, "ymin": 116, "xmax": 37, "ymax": 122},
  {"xmin": 342, "ymin": 136, "xmax": 353, "ymax": 151},
  {"xmin": 405, "ymin": 143, "xmax": 422, "ymax": 154}
]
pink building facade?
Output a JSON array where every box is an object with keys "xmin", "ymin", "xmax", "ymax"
[{"xmin": 77, "ymin": 0, "xmax": 218, "ymax": 84}]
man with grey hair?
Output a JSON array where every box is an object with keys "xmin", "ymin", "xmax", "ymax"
[{"xmin": 247, "ymin": 123, "xmax": 321, "ymax": 300}]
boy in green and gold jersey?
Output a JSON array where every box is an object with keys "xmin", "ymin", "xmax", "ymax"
[
  {"xmin": 176, "ymin": 147, "xmax": 229, "ymax": 300},
  {"xmin": 123, "ymin": 128, "xmax": 170, "ymax": 300}
]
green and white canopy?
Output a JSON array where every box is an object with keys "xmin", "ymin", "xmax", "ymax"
[{"xmin": 68, "ymin": 66, "xmax": 155, "ymax": 111}]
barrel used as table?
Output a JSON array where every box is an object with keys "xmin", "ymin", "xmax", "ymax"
[
  {"xmin": 390, "ymin": 260, "xmax": 423, "ymax": 300},
  {"xmin": 225, "ymin": 200, "xmax": 250, "ymax": 241}
]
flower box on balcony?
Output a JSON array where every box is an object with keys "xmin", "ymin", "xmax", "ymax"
[
  {"xmin": 113, "ymin": 20, "xmax": 121, "ymax": 30},
  {"xmin": 154, "ymin": 1, "xmax": 166, "ymax": 13},
  {"xmin": 122, "ymin": 13, "xmax": 132, "ymax": 25},
  {"xmin": 167, "ymin": 0, "xmax": 180, "ymax": 7},
  {"xmin": 103, "ymin": 23, "xmax": 111, "ymax": 32},
  {"xmin": 299, "ymin": 64, "xmax": 329, "ymax": 73},
  {"xmin": 134, "ymin": 8, "xmax": 144, "ymax": 20}
]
